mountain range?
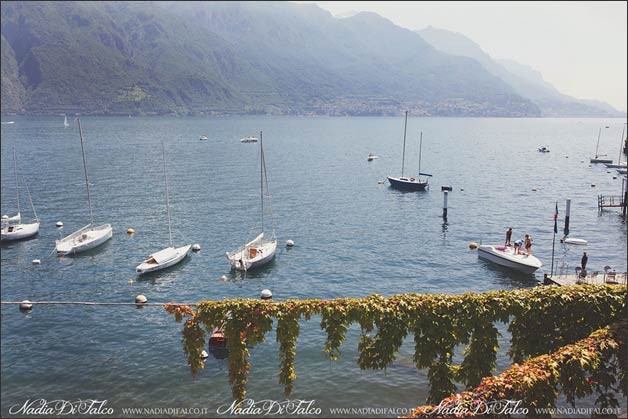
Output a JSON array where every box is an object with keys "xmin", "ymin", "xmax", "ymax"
[{"xmin": 0, "ymin": 1, "xmax": 622, "ymax": 117}]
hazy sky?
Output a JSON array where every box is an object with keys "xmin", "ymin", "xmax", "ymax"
[{"xmin": 301, "ymin": 1, "xmax": 627, "ymax": 112}]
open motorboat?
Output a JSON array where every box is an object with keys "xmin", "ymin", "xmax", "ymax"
[
  {"xmin": 227, "ymin": 131, "xmax": 277, "ymax": 271},
  {"xmin": 199, "ymin": 135, "xmax": 208, "ymax": 141},
  {"xmin": 478, "ymin": 244, "xmax": 543, "ymax": 274},
  {"xmin": 1, "ymin": 149, "xmax": 40, "ymax": 242},
  {"xmin": 367, "ymin": 153, "xmax": 379, "ymax": 161},
  {"xmin": 538, "ymin": 146, "xmax": 550, "ymax": 153},
  {"xmin": 56, "ymin": 118, "xmax": 112, "ymax": 255},
  {"xmin": 136, "ymin": 245, "xmax": 191, "ymax": 274},
  {"xmin": 135, "ymin": 142, "xmax": 191, "ymax": 275},
  {"xmin": 560, "ymin": 237, "xmax": 587, "ymax": 245},
  {"xmin": 240, "ymin": 136, "xmax": 258, "ymax": 143},
  {"xmin": 388, "ymin": 111, "xmax": 432, "ymax": 191}
]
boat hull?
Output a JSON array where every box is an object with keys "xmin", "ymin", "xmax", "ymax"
[
  {"xmin": 562, "ymin": 238, "xmax": 587, "ymax": 245},
  {"xmin": 227, "ymin": 236, "xmax": 277, "ymax": 271},
  {"xmin": 56, "ymin": 224, "xmax": 112, "ymax": 255},
  {"xmin": 0, "ymin": 222, "xmax": 40, "ymax": 241},
  {"xmin": 387, "ymin": 176, "xmax": 428, "ymax": 191},
  {"xmin": 136, "ymin": 245, "xmax": 191, "ymax": 274},
  {"xmin": 590, "ymin": 158, "xmax": 613, "ymax": 164},
  {"xmin": 478, "ymin": 245, "xmax": 542, "ymax": 274}
]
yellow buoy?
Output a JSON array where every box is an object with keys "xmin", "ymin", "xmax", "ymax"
[
  {"xmin": 469, "ymin": 242, "xmax": 478, "ymax": 249},
  {"xmin": 127, "ymin": 228, "xmax": 135, "ymax": 234}
]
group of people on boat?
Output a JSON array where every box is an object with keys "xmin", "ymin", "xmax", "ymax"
[{"xmin": 505, "ymin": 227, "xmax": 533, "ymax": 256}]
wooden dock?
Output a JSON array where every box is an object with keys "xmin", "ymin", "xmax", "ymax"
[{"xmin": 544, "ymin": 271, "xmax": 627, "ymax": 287}]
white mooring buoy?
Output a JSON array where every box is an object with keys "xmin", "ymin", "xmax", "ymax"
[
  {"xmin": 192, "ymin": 243, "xmax": 201, "ymax": 251},
  {"xmin": 19, "ymin": 300, "xmax": 33, "ymax": 311},
  {"xmin": 469, "ymin": 242, "xmax": 478, "ymax": 249},
  {"xmin": 135, "ymin": 295, "xmax": 147, "ymax": 305},
  {"xmin": 286, "ymin": 239, "xmax": 295, "ymax": 247},
  {"xmin": 220, "ymin": 275, "xmax": 228, "ymax": 282},
  {"xmin": 32, "ymin": 259, "xmax": 41, "ymax": 265},
  {"xmin": 127, "ymin": 228, "xmax": 135, "ymax": 234},
  {"xmin": 260, "ymin": 289, "xmax": 273, "ymax": 300},
  {"xmin": 56, "ymin": 221, "xmax": 63, "ymax": 227}
]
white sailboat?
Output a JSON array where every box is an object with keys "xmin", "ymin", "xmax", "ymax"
[
  {"xmin": 226, "ymin": 131, "xmax": 277, "ymax": 271},
  {"xmin": 56, "ymin": 118, "xmax": 112, "ymax": 255},
  {"xmin": 64, "ymin": 115, "xmax": 69, "ymax": 127},
  {"xmin": 136, "ymin": 143, "xmax": 191, "ymax": 275},
  {"xmin": 1, "ymin": 148, "xmax": 40, "ymax": 241}
]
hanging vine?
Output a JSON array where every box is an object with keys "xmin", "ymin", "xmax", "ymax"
[{"xmin": 165, "ymin": 285, "xmax": 626, "ymax": 405}]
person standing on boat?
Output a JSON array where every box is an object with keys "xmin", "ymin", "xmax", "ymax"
[
  {"xmin": 524, "ymin": 235, "xmax": 533, "ymax": 256},
  {"xmin": 581, "ymin": 252, "xmax": 588, "ymax": 271},
  {"xmin": 505, "ymin": 227, "xmax": 513, "ymax": 246}
]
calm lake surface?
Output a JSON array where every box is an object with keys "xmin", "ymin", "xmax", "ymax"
[{"xmin": 1, "ymin": 116, "xmax": 627, "ymax": 416}]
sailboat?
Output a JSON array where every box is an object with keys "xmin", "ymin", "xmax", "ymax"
[
  {"xmin": 590, "ymin": 127, "xmax": 613, "ymax": 164},
  {"xmin": 63, "ymin": 115, "xmax": 69, "ymax": 127},
  {"xmin": 226, "ymin": 131, "xmax": 277, "ymax": 271},
  {"xmin": 605, "ymin": 124, "xmax": 627, "ymax": 168},
  {"xmin": 1, "ymin": 149, "xmax": 40, "ymax": 241},
  {"xmin": 387, "ymin": 111, "xmax": 432, "ymax": 191},
  {"xmin": 55, "ymin": 118, "xmax": 112, "ymax": 255},
  {"xmin": 136, "ymin": 143, "xmax": 191, "ymax": 275}
]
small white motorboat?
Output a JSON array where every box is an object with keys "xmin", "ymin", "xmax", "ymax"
[
  {"xmin": 478, "ymin": 244, "xmax": 543, "ymax": 274},
  {"xmin": 561, "ymin": 237, "xmax": 588, "ymax": 245},
  {"xmin": 538, "ymin": 146, "xmax": 550, "ymax": 153},
  {"xmin": 136, "ymin": 245, "xmax": 191, "ymax": 274},
  {"xmin": 367, "ymin": 153, "xmax": 379, "ymax": 161},
  {"xmin": 199, "ymin": 135, "xmax": 208, "ymax": 141},
  {"xmin": 240, "ymin": 136, "xmax": 258, "ymax": 143}
]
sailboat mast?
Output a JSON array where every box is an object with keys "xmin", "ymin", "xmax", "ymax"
[
  {"xmin": 12, "ymin": 147, "xmax": 20, "ymax": 215},
  {"xmin": 77, "ymin": 118, "xmax": 95, "ymax": 228},
  {"xmin": 23, "ymin": 176, "xmax": 38, "ymax": 222},
  {"xmin": 401, "ymin": 110, "xmax": 408, "ymax": 177},
  {"xmin": 595, "ymin": 127, "xmax": 602, "ymax": 158},
  {"xmin": 260, "ymin": 131, "xmax": 264, "ymax": 231},
  {"xmin": 418, "ymin": 132, "xmax": 423, "ymax": 179},
  {"xmin": 161, "ymin": 142, "xmax": 173, "ymax": 248}
]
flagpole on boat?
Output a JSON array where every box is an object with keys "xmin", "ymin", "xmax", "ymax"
[{"xmin": 550, "ymin": 201, "xmax": 558, "ymax": 277}]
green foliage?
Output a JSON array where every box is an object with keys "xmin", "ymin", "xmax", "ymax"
[
  {"xmin": 165, "ymin": 285, "xmax": 626, "ymax": 404},
  {"xmin": 408, "ymin": 319, "xmax": 627, "ymax": 418}
]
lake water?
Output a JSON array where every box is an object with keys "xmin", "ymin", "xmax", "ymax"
[{"xmin": 1, "ymin": 116, "xmax": 627, "ymax": 416}]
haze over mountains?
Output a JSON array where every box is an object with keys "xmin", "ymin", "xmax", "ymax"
[{"xmin": 1, "ymin": 1, "xmax": 623, "ymax": 117}]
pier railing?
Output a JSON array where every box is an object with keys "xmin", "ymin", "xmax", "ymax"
[
  {"xmin": 598, "ymin": 194, "xmax": 625, "ymax": 209},
  {"xmin": 166, "ymin": 285, "xmax": 626, "ymax": 408}
]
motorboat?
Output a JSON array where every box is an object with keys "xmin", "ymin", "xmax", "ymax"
[
  {"xmin": 560, "ymin": 237, "xmax": 587, "ymax": 245},
  {"xmin": 367, "ymin": 153, "xmax": 379, "ymax": 161},
  {"xmin": 240, "ymin": 136, "xmax": 258, "ymax": 143},
  {"xmin": 478, "ymin": 244, "xmax": 542, "ymax": 274},
  {"xmin": 538, "ymin": 146, "xmax": 550, "ymax": 153},
  {"xmin": 199, "ymin": 135, "xmax": 208, "ymax": 141}
]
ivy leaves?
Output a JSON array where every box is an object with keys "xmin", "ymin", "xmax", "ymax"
[{"xmin": 164, "ymin": 285, "xmax": 626, "ymax": 404}]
